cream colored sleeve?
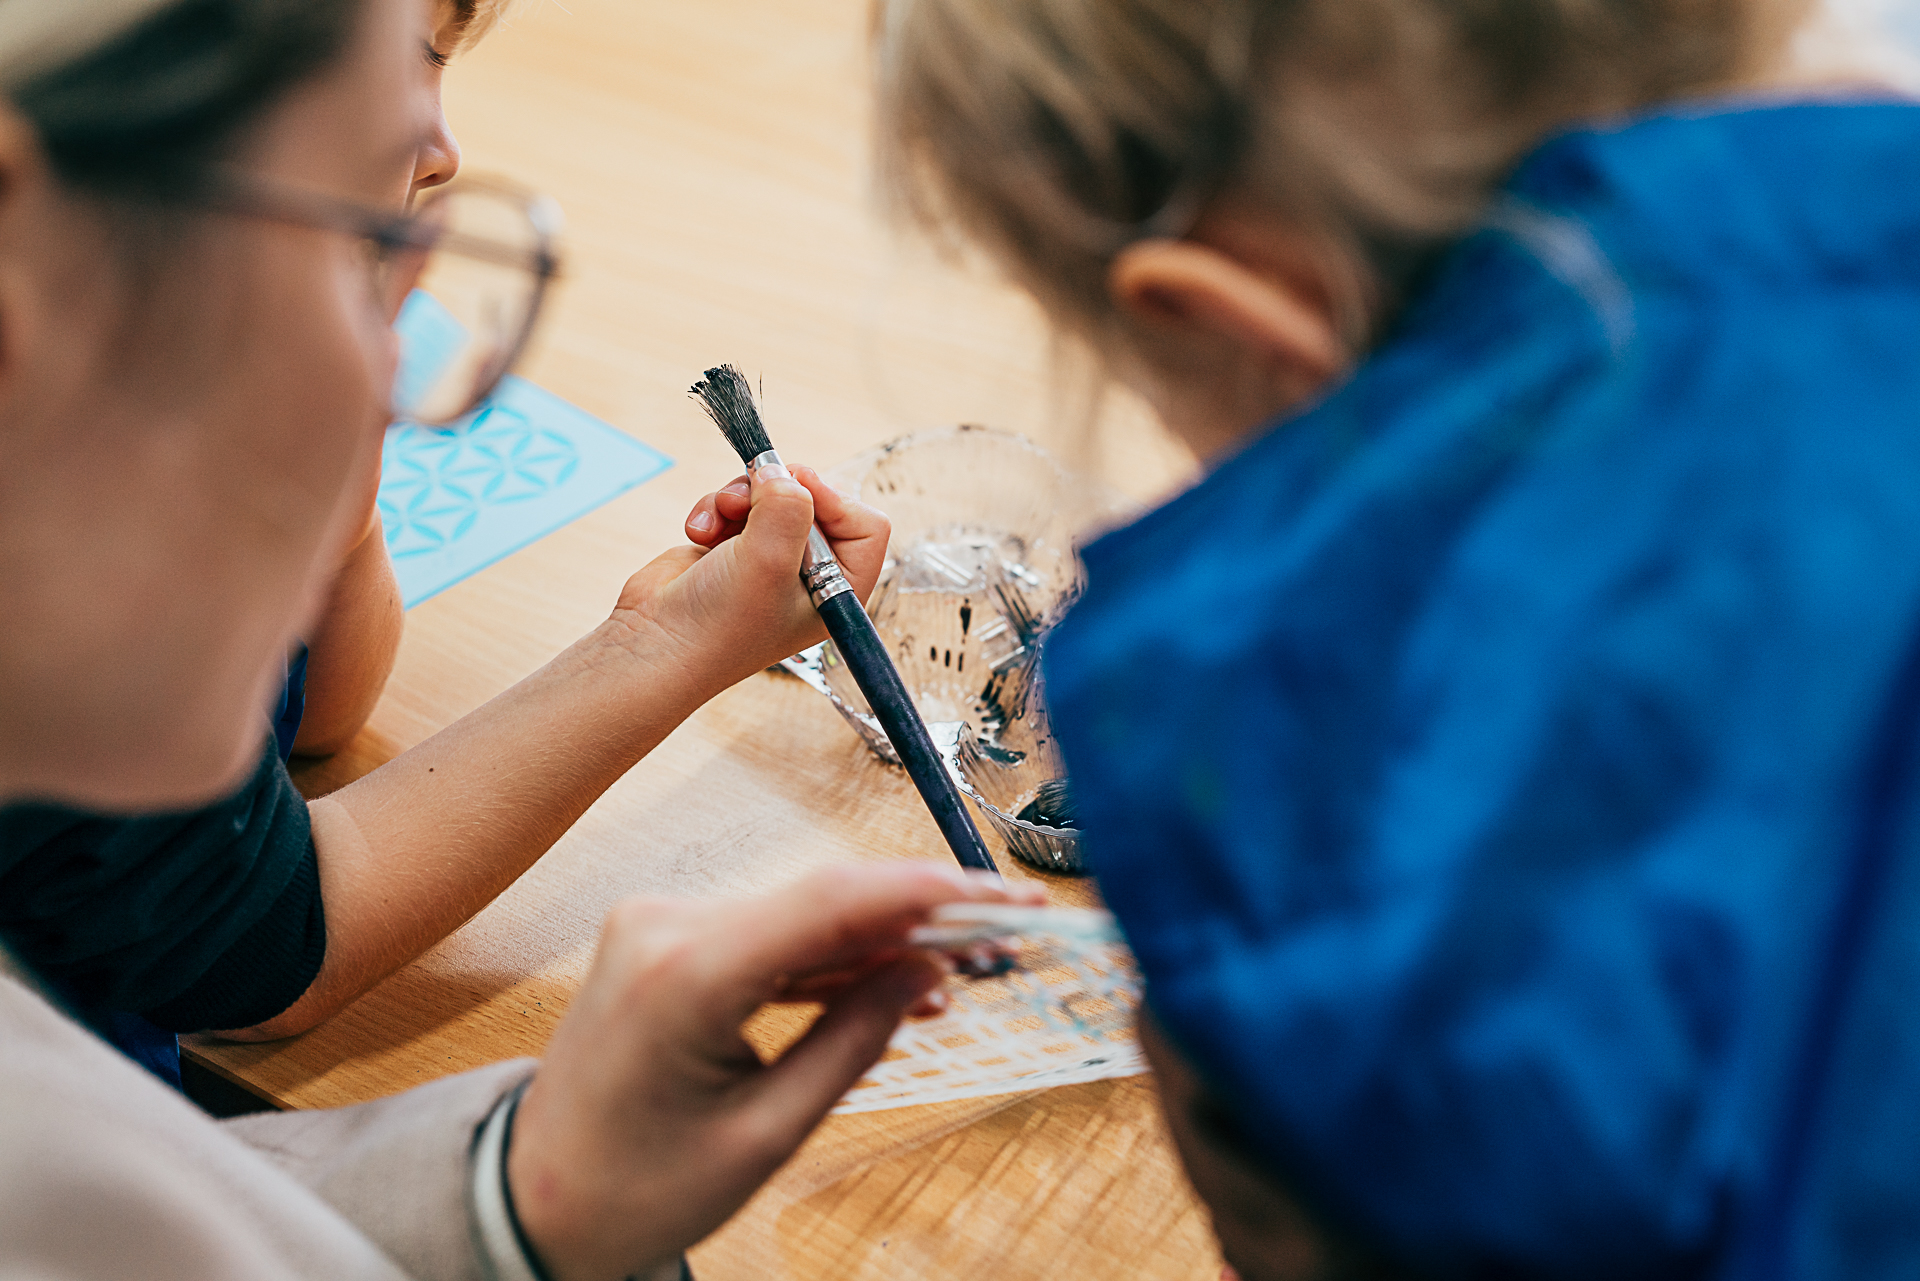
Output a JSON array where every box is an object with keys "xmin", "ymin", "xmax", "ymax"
[
  {"xmin": 225, "ymin": 1059, "xmax": 539, "ymax": 1281},
  {"xmin": 0, "ymin": 964, "xmax": 417, "ymax": 1280}
]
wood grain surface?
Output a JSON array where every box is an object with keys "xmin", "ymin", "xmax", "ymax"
[{"xmin": 185, "ymin": 2, "xmax": 1215, "ymax": 1277}]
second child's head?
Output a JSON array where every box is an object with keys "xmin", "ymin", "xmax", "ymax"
[
  {"xmin": 874, "ymin": 1, "xmax": 1822, "ymax": 1274},
  {"xmin": 874, "ymin": 0, "xmax": 1803, "ymax": 460}
]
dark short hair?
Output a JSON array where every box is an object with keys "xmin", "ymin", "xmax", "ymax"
[{"xmin": 13, "ymin": 0, "xmax": 365, "ymax": 199}]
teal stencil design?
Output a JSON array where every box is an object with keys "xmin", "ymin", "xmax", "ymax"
[{"xmin": 379, "ymin": 295, "xmax": 672, "ymax": 607}]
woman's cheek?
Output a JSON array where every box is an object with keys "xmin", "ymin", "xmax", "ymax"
[
  {"xmin": 251, "ymin": 242, "xmax": 395, "ymax": 617},
  {"xmin": 317, "ymin": 241, "xmax": 398, "ymax": 477},
  {"xmin": 314, "ymin": 268, "xmax": 398, "ymax": 570}
]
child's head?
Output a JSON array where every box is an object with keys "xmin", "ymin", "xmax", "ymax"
[
  {"xmin": 874, "ymin": 0, "xmax": 1788, "ymax": 457},
  {"xmin": 410, "ymin": 0, "xmax": 517, "ymax": 196}
]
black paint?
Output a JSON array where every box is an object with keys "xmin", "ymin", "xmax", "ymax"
[{"xmin": 1017, "ymin": 778, "xmax": 1077, "ymax": 830}]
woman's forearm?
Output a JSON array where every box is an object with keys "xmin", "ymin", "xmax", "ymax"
[{"xmin": 226, "ymin": 614, "xmax": 722, "ymax": 1040}]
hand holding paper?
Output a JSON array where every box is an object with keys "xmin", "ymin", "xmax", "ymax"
[{"xmin": 506, "ymin": 864, "xmax": 1043, "ymax": 1281}]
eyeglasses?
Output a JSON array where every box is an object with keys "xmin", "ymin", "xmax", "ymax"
[{"xmin": 199, "ymin": 172, "xmax": 564, "ymax": 426}]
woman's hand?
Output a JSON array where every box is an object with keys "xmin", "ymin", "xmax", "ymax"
[
  {"xmin": 506, "ymin": 863, "xmax": 1046, "ymax": 1281},
  {"xmin": 604, "ymin": 465, "xmax": 888, "ymax": 696}
]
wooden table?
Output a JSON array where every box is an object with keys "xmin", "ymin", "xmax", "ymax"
[{"xmin": 186, "ymin": 2, "xmax": 1214, "ymax": 1276}]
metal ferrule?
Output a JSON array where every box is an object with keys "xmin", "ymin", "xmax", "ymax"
[
  {"xmin": 802, "ymin": 545, "xmax": 855, "ymax": 606},
  {"xmin": 748, "ymin": 448, "xmax": 856, "ymax": 606}
]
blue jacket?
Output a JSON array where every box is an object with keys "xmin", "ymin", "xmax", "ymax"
[{"xmin": 1046, "ymin": 102, "xmax": 1920, "ymax": 1278}]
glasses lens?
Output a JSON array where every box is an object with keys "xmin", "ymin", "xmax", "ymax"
[{"xmin": 392, "ymin": 183, "xmax": 557, "ymax": 426}]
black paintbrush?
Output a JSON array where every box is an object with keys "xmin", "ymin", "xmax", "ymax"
[{"xmin": 691, "ymin": 365, "xmax": 999, "ymax": 876}]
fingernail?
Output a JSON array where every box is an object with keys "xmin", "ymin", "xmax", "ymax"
[
  {"xmin": 688, "ymin": 509, "xmax": 715, "ymax": 534},
  {"xmin": 722, "ymin": 481, "xmax": 751, "ymax": 498},
  {"xmin": 923, "ymin": 988, "xmax": 950, "ymax": 1014},
  {"xmin": 755, "ymin": 461, "xmax": 793, "ymax": 482}
]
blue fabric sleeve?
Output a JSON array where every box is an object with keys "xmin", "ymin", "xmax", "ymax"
[{"xmin": 1045, "ymin": 104, "xmax": 1920, "ymax": 1279}]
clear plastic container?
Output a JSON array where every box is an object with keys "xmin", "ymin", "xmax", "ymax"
[{"xmin": 780, "ymin": 426, "xmax": 1125, "ymax": 874}]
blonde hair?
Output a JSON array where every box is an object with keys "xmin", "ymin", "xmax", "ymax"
[
  {"xmin": 451, "ymin": 0, "xmax": 517, "ymax": 51},
  {"xmin": 874, "ymin": 0, "xmax": 1757, "ymax": 346}
]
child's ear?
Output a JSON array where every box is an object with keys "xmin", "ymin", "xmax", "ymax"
[{"xmin": 1108, "ymin": 238, "xmax": 1346, "ymax": 388}]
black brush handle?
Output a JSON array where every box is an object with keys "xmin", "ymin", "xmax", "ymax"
[{"xmin": 816, "ymin": 591, "xmax": 1000, "ymax": 875}]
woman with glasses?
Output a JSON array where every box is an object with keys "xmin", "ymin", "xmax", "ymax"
[
  {"xmin": 0, "ymin": 0, "xmax": 865, "ymax": 1090},
  {"xmin": 0, "ymin": 0, "xmax": 488, "ymax": 1090},
  {"xmin": 278, "ymin": 0, "xmax": 466, "ymax": 767},
  {"xmin": 0, "ymin": 1, "xmax": 1037, "ymax": 1278}
]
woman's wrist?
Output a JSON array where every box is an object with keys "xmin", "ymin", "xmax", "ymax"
[{"xmin": 472, "ymin": 1080, "xmax": 554, "ymax": 1281}]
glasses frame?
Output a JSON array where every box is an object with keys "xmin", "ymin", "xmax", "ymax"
[{"xmin": 195, "ymin": 171, "xmax": 565, "ymax": 425}]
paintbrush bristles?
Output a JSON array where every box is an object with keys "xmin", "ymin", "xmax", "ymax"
[{"xmin": 689, "ymin": 364, "xmax": 774, "ymax": 465}]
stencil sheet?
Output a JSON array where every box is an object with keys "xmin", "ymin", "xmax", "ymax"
[
  {"xmin": 832, "ymin": 925, "xmax": 1147, "ymax": 1114},
  {"xmin": 380, "ymin": 292, "xmax": 673, "ymax": 607}
]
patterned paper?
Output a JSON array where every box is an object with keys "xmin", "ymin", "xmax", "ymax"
[
  {"xmin": 832, "ymin": 923, "xmax": 1147, "ymax": 1114},
  {"xmin": 379, "ymin": 293, "xmax": 672, "ymax": 607}
]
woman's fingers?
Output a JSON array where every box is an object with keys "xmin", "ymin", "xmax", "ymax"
[
  {"xmin": 506, "ymin": 866, "xmax": 1041, "ymax": 1278},
  {"xmin": 776, "ymin": 947, "xmax": 968, "ymax": 1001},
  {"xmin": 713, "ymin": 865, "xmax": 1022, "ymax": 1020},
  {"xmin": 742, "ymin": 953, "xmax": 952, "ymax": 1152},
  {"xmin": 784, "ymin": 965, "xmax": 954, "ymax": 1018}
]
